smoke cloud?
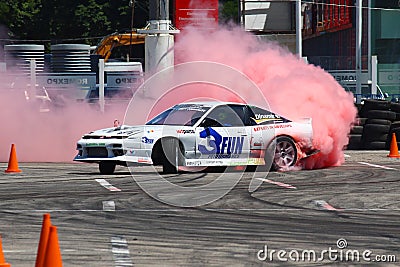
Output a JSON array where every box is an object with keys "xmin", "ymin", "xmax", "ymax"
[
  {"xmin": 173, "ymin": 26, "xmax": 357, "ymax": 169},
  {"xmin": 0, "ymin": 83, "xmax": 126, "ymax": 162},
  {"xmin": 0, "ymin": 25, "xmax": 356, "ymax": 169}
]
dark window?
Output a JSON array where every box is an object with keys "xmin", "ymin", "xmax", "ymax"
[{"xmin": 202, "ymin": 105, "xmax": 248, "ymax": 127}]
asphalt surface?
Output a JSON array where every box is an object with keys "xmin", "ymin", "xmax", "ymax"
[{"xmin": 0, "ymin": 150, "xmax": 399, "ymax": 266}]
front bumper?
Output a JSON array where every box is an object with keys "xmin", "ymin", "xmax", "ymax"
[{"xmin": 74, "ymin": 138, "xmax": 153, "ymax": 164}]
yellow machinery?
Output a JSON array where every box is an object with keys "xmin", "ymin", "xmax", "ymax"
[{"xmin": 93, "ymin": 30, "xmax": 146, "ymax": 61}]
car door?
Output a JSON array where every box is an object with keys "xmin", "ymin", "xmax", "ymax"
[
  {"xmin": 248, "ymin": 105, "xmax": 287, "ymax": 162},
  {"xmin": 195, "ymin": 105, "xmax": 251, "ymax": 162}
]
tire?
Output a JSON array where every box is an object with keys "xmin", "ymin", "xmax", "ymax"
[
  {"xmin": 161, "ymin": 138, "xmax": 183, "ymax": 174},
  {"xmin": 347, "ymin": 134, "xmax": 362, "ymax": 150},
  {"xmin": 362, "ymin": 124, "xmax": 390, "ymax": 144},
  {"xmin": 391, "ymin": 122, "xmax": 400, "ymax": 130},
  {"xmin": 396, "ymin": 113, "xmax": 400, "ymax": 121},
  {"xmin": 271, "ymin": 136, "xmax": 298, "ymax": 170},
  {"xmin": 363, "ymin": 99, "xmax": 391, "ymax": 111},
  {"xmin": 365, "ymin": 119, "xmax": 392, "ymax": 126},
  {"xmin": 351, "ymin": 125, "xmax": 363, "ymax": 134},
  {"xmin": 363, "ymin": 133, "xmax": 388, "ymax": 143},
  {"xmin": 390, "ymin": 102, "xmax": 400, "ymax": 113},
  {"xmin": 99, "ymin": 161, "xmax": 116, "ymax": 175},
  {"xmin": 363, "ymin": 141, "xmax": 387, "ymax": 150},
  {"xmin": 355, "ymin": 118, "xmax": 367, "ymax": 126},
  {"xmin": 355, "ymin": 103, "xmax": 363, "ymax": 113},
  {"xmin": 363, "ymin": 124, "xmax": 390, "ymax": 135},
  {"xmin": 365, "ymin": 110, "xmax": 396, "ymax": 121}
]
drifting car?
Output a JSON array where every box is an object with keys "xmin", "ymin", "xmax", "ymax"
[{"xmin": 74, "ymin": 102, "xmax": 316, "ymax": 174}]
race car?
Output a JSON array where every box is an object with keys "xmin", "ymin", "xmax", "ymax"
[{"xmin": 74, "ymin": 102, "xmax": 316, "ymax": 174}]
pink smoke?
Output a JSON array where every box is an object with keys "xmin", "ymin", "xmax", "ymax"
[
  {"xmin": 0, "ymin": 82, "xmax": 126, "ymax": 162},
  {"xmin": 1, "ymin": 25, "xmax": 357, "ymax": 169},
  {"xmin": 174, "ymin": 26, "xmax": 357, "ymax": 169}
]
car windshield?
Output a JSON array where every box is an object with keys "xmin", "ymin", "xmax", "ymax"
[{"xmin": 146, "ymin": 104, "xmax": 210, "ymax": 126}]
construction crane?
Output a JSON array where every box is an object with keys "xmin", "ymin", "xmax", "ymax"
[{"xmin": 93, "ymin": 30, "xmax": 146, "ymax": 62}]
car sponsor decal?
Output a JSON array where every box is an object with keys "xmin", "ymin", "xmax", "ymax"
[
  {"xmin": 252, "ymin": 113, "xmax": 283, "ymax": 124},
  {"xmin": 141, "ymin": 137, "xmax": 154, "ymax": 144},
  {"xmin": 137, "ymin": 157, "xmax": 151, "ymax": 163},
  {"xmin": 198, "ymin": 128, "xmax": 244, "ymax": 159},
  {"xmin": 253, "ymin": 124, "xmax": 292, "ymax": 132},
  {"xmin": 174, "ymin": 104, "xmax": 208, "ymax": 112},
  {"xmin": 85, "ymin": 143, "xmax": 106, "ymax": 146},
  {"xmin": 177, "ymin": 129, "xmax": 195, "ymax": 134}
]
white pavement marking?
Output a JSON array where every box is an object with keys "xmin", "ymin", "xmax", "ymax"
[
  {"xmin": 102, "ymin": 201, "xmax": 116, "ymax": 212},
  {"xmin": 358, "ymin": 162, "xmax": 397, "ymax": 170},
  {"xmin": 256, "ymin": 178, "xmax": 297, "ymax": 189},
  {"xmin": 95, "ymin": 179, "xmax": 121, "ymax": 192},
  {"xmin": 344, "ymin": 154, "xmax": 351, "ymax": 158},
  {"xmin": 111, "ymin": 236, "xmax": 133, "ymax": 267}
]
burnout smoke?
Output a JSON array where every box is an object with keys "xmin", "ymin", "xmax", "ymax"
[
  {"xmin": 0, "ymin": 24, "xmax": 356, "ymax": 171},
  {"xmin": 0, "ymin": 75, "xmax": 126, "ymax": 162},
  {"xmin": 174, "ymin": 26, "xmax": 357, "ymax": 169}
]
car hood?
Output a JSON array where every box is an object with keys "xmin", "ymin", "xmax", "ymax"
[
  {"xmin": 82, "ymin": 125, "xmax": 145, "ymax": 139},
  {"xmin": 81, "ymin": 125, "xmax": 188, "ymax": 139}
]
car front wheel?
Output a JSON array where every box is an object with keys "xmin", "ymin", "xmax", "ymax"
[
  {"xmin": 161, "ymin": 138, "xmax": 183, "ymax": 174},
  {"xmin": 99, "ymin": 161, "xmax": 116, "ymax": 175}
]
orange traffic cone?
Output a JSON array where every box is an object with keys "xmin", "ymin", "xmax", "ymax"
[
  {"xmin": 0, "ymin": 235, "xmax": 11, "ymax": 267},
  {"xmin": 5, "ymin": 144, "xmax": 21, "ymax": 173},
  {"xmin": 43, "ymin": 226, "xmax": 62, "ymax": 267},
  {"xmin": 387, "ymin": 133, "xmax": 400, "ymax": 158},
  {"xmin": 35, "ymin": 214, "xmax": 51, "ymax": 267}
]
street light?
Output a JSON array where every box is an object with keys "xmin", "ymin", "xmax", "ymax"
[
  {"xmin": 129, "ymin": 0, "xmax": 135, "ymax": 62},
  {"xmin": 355, "ymin": 0, "xmax": 362, "ymax": 103},
  {"xmin": 296, "ymin": 0, "xmax": 302, "ymax": 58}
]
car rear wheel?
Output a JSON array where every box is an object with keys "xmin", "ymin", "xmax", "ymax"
[
  {"xmin": 272, "ymin": 136, "xmax": 297, "ymax": 170},
  {"xmin": 99, "ymin": 161, "xmax": 116, "ymax": 175}
]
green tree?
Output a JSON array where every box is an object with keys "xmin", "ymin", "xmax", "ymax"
[
  {"xmin": 0, "ymin": 0, "xmax": 42, "ymax": 39},
  {"xmin": 220, "ymin": 0, "xmax": 239, "ymax": 24},
  {"xmin": 0, "ymin": 0, "xmax": 149, "ymax": 45}
]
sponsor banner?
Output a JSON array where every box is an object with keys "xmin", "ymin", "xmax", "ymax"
[
  {"xmin": 379, "ymin": 70, "xmax": 400, "ymax": 85},
  {"xmin": 174, "ymin": 0, "xmax": 218, "ymax": 30},
  {"xmin": 37, "ymin": 73, "xmax": 96, "ymax": 89},
  {"xmin": 327, "ymin": 71, "xmax": 369, "ymax": 85},
  {"xmin": 107, "ymin": 72, "xmax": 142, "ymax": 88}
]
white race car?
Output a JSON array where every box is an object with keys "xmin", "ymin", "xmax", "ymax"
[{"xmin": 74, "ymin": 102, "xmax": 316, "ymax": 174}]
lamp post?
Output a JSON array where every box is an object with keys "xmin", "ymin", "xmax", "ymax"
[
  {"xmin": 296, "ymin": 0, "xmax": 302, "ymax": 58},
  {"xmin": 129, "ymin": 0, "xmax": 135, "ymax": 62},
  {"xmin": 138, "ymin": 0, "xmax": 179, "ymax": 72},
  {"xmin": 355, "ymin": 0, "xmax": 362, "ymax": 103}
]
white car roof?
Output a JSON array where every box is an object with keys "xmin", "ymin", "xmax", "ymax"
[{"xmin": 175, "ymin": 101, "xmax": 248, "ymax": 108}]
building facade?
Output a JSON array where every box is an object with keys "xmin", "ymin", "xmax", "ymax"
[{"xmin": 241, "ymin": 0, "xmax": 400, "ymax": 98}]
